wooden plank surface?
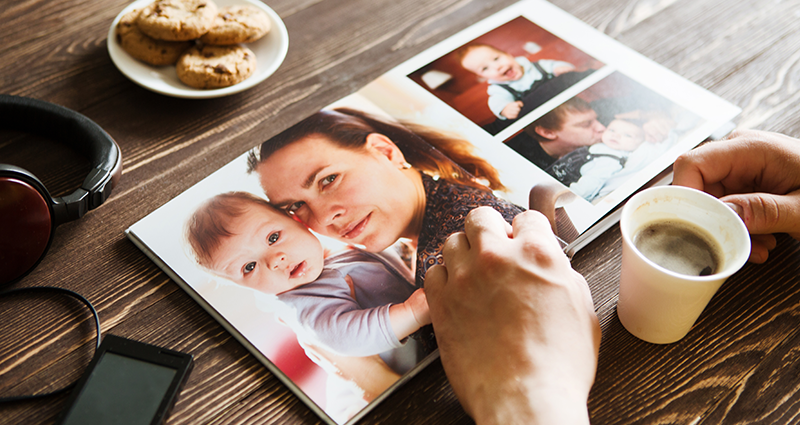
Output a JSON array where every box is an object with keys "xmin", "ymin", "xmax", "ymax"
[{"xmin": 2, "ymin": 0, "xmax": 800, "ymax": 424}]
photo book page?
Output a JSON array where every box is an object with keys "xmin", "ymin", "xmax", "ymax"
[{"xmin": 127, "ymin": 1, "xmax": 740, "ymax": 424}]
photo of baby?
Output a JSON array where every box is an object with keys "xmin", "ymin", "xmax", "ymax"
[
  {"xmin": 504, "ymin": 71, "xmax": 704, "ymax": 203},
  {"xmin": 185, "ymin": 191, "xmax": 429, "ymax": 375},
  {"xmin": 408, "ymin": 16, "xmax": 603, "ymax": 136}
]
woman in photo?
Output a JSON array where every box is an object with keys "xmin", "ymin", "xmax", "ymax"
[{"xmin": 247, "ymin": 108, "xmax": 526, "ymax": 288}]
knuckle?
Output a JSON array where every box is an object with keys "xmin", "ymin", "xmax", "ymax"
[{"xmin": 748, "ymin": 194, "xmax": 782, "ymax": 228}]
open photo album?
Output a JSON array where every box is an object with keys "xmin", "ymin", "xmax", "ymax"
[{"xmin": 126, "ymin": 1, "xmax": 740, "ymax": 423}]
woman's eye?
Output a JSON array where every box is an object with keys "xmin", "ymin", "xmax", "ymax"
[
  {"xmin": 321, "ymin": 174, "xmax": 337, "ymax": 187},
  {"xmin": 286, "ymin": 201, "xmax": 305, "ymax": 214},
  {"xmin": 268, "ymin": 232, "xmax": 280, "ymax": 245},
  {"xmin": 243, "ymin": 262, "xmax": 256, "ymax": 274}
]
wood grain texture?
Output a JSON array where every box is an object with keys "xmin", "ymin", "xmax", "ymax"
[{"xmin": 2, "ymin": 0, "xmax": 800, "ymax": 424}]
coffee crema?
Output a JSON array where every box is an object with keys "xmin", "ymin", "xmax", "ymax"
[{"xmin": 633, "ymin": 219, "xmax": 722, "ymax": 276}]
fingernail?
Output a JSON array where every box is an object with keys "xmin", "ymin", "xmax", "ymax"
[{"xmin": 724, "ymin": 202, "xmax": 744, "ymax": 218}]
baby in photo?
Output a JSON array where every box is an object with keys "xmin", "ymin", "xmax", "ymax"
[
  {"xmin": 185, "ymin": 191, "xmax": 429, "ymax": 374},
  {"xmin": 458, "ymin": 43, "xmax": 575, "ymax": 120},
  {"xmin": 569, "ymin": 117, "xmax": 676, "ymax": 202}
]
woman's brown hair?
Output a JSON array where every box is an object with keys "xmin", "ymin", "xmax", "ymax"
[{"xmin": 247, "ymin": 108, "xmax": 506, "ymax": 192}]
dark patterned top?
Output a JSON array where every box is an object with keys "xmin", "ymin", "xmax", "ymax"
[{"xmin": 415, "ymin": 173, "xmax": 526, "ymax": 287}]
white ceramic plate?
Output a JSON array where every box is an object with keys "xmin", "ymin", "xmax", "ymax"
[{"xmin": 107, "ymin": 0, "xmax": 289, "ymax": 99}]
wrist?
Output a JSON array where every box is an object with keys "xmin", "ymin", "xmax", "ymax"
[
  {"xmin": 389, "ymin": 302, "xmax": 418, "ymax": 340},
  {"xmin": 470, "ymin": 378, "xmax": 590, "ymax": 425}
]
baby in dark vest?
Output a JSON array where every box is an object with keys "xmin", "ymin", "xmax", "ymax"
[{"xmin": 458, "ymin": 43, "xmax": 574, "ymax": 120}]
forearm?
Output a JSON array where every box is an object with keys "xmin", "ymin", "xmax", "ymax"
[{"xmin": 388, "ymin": 302, "xmax": 421, "ymax": 340}]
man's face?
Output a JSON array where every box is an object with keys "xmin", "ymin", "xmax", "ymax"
[{"xmin": 553, "ymin": 109, "xmax": 606, "ymax": 148}]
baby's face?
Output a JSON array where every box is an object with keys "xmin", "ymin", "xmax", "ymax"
[
  {"xmin": 210, "ymin": 203, "xmax": 324, "ymax": 295},
  {"xmin": 602, "ymin": 119, "xmax": 646, "ymax": 151},
  {"xmin": 461, "ymin": 46, "xmax": 524, "ymax": 82}
]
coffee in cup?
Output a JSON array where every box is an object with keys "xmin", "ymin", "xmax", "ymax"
[
  {"xmin": 633, "ymin": 219, "xmax": 722, "ymax": 277},
  {"xmin": 616, "ymin": 186, "xmax": 750, "ymax": 344}
]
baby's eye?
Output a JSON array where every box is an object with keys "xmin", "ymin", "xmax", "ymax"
[
  {"xmin": 321, "ymin": 174, "xmax": 337, "ymax": 187},
  {"xmin": 243, "ymin": 262, "xmax": 256, "ymax": 274},
  {"xmin": 286, "ymin": 201, "xmax": 305, "ymax": 214},
  {"xmin": 268, "ymin": 232, "xmax": 280, "ymax": 245}
]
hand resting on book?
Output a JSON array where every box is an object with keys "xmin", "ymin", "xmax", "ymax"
[{"xmin": 426, "ymin": 207, "xmax": 600, "ymax": 425}]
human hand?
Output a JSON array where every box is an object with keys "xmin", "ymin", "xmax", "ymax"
[
  {"xmin": 615, "ymin": 110, "xmax": 675, "ymax": 143},
  {"xmin": 641, "ymin": 116, "xmax": 674, "ymax": 143},
  {"xmin": 426, "ymin": 207, "xmax": 600, "ymax": 425},
  {"xmin": 390, "ymin": 288, "xmax": 430, "ymax": 340},
  {"xmin": 406, "ymin": 288, "xmax": 431, "ymax": 327},
  {"xmin": 501, "ymin": 101, "xmax": 524, "ymax": 119},
  {"xmin": 552, "ymin": 65, "xmax": 575, "ymax": 76},
  {"xmin": 673, "ymin": 129, "xmax": 800, "ymax": 263}
]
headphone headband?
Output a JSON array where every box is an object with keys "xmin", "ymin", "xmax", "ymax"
[{"xmin": 0, "ymin": 95, "xmax": 122, "ymax": 224}]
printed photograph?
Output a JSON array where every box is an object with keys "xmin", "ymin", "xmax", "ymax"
[
  {"xmin": 130, "ymin": 102, "xmax": 534, "ymax": 424},
  {"xmin": 408, "ymin": 16, "xmax": 603, "ymax": 136},
  {"xmin": 503, "ymin": 71, "xmax": 705, "ymax": 204}
]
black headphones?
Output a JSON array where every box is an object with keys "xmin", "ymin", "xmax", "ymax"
[{"xmin": 0, "ymin": 95, "xmax": 122, "ymax": 286}]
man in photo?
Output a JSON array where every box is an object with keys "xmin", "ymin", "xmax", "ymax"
[{"xmin": 505, "ymin": 97, "xmax": 606, "ymax": 172}]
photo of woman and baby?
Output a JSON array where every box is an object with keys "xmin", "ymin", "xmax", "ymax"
[
  {"xmin": 178, "ymin": 107, "xmax": 526, "ymax": 423},
  {"xmin": 408, "ymin": 16, "xmax": 603, "ymax": 135},
  {"xmin": 169, "ymin": 71, "xmax": 703, "ymax": 422}
]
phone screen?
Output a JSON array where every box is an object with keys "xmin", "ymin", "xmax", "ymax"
[{"xmin": 60, "ymin": 352, "xmax": 178, "ymax": 425}]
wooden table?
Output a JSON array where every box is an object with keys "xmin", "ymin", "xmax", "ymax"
[{"xmin": 3, "ymin": 0, "xmax": 800, "ymax": 423}]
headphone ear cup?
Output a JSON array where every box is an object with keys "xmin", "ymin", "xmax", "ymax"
[{"xmin": 0, "ymin": 165, "xmax": 55, "ymax": 285}]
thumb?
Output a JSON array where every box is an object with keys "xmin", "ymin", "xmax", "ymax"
[{"xmin": 723, "ymin": 189, "xmax": 800, "ymax": 238}]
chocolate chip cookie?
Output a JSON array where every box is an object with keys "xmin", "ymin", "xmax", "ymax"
[
  {"xmin": 176, "ymin": 44, "xmax": 256, "ymax": 89},
  {"xmin": 116, "ymin": 8, "xmax": 192, "ymax": 66},
  {"xmin": 200, "ymin": 5, "xmax": 271, "ymax": 45},
  {"xmin": 137, "ymin": 0, "xmax": 218, "ymax": 41}
]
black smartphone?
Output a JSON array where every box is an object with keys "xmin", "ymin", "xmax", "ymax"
[{"xmin": 55, "ymin": 334, "xmax": 193, "ymax": 425}]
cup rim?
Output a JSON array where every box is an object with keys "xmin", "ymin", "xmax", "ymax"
[{"xmin": 620, "ymin": 185, "xmax": 751, "ymax": 281}]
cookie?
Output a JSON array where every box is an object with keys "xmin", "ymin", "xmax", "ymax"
[
  {"xmin": 199, "ymin": 5, "xmax": 271, "ymax": 45},
  {"xmin": 176, "ymin": 45, "xmax": 256, "ymax": 89},
  {"xmin": 116, "ymin": 9, "xmax": 192, "ymax": 66},
  {"xmin": 136, "ymin": 0, "xmax": 218, "ymax": 41}
]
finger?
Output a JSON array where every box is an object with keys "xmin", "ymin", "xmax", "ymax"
[
  {"xmin": 567, "ymin": 269, "xmax": 595, "ymax": 315},
  {"xmin": 424, "ymin": 264, "xmax": 449, "ymax": 305},
  {"xmin": 511, "ymin": 210, "xmax": 564, "ymax": 252},
  {"xmin": 462, "ymin": 206, "xmax": 510, "ymax": 248},
  {"xmin": 747, "ymin": 234, "xmax": 776, "ymax": 264},
  {"xmin": 672, "ymin": 140, "xmax": 746, "ymax": 196},
  {"xmin": 722, "ymin": 190, "xmax": 800, "ymax": 236},
  {"xmin": 442, "ymin": 231, "xmax": 469, "ymax": 259}
]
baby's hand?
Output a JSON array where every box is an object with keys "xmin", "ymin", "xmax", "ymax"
[
  {"xmin": 552, "ymin": 65, "xmax": 575, "ymax": 76},
  {"xmin": 501, "ymin": 101, "xmax": 524, "ymax": 119},
  {"xmin": 405, "ymin": 288, "xmax": 431, "ymax": 327}
]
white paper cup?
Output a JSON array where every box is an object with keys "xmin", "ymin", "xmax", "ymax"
[{"xmin": 616, "ymin": 186, "xmax": 750, "ymax": 344}]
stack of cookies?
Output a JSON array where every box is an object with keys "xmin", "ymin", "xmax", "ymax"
[{"xmin": 116, "ymin": 0, "xmax": 272, "ymax": 89}]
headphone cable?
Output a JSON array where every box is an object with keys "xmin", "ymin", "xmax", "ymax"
[{"xmin": 0, "ymin": 286, "xmax": 101, "ymax": 403}]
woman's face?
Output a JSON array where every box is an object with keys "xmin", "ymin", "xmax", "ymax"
[{"xmin": 257, "ymin": 134, "xmax": 424, "ymax": 252}]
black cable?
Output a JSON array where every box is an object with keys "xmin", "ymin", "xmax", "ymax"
[{"xmin": 0, "ymin": 286, "xmax": 102, "ymax": 402}]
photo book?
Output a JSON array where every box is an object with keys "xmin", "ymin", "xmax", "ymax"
[{"xmin": 126, "ymin": 1, "xmax": 740, "ymax": 423}]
